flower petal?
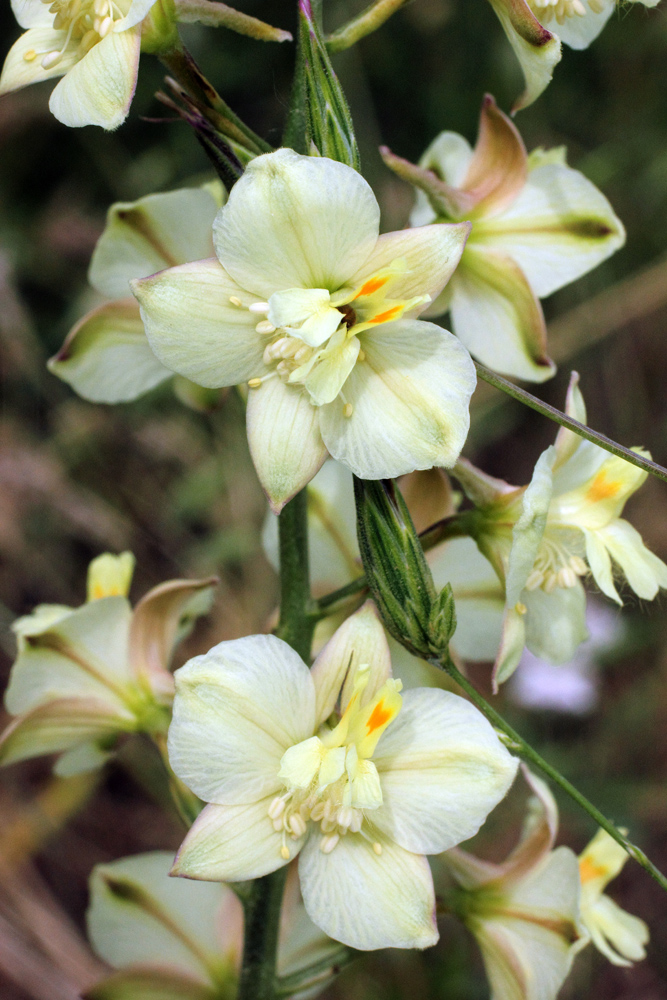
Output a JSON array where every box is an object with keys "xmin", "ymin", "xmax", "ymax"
[
  {"xmin": 458, "ymin": 95, "xmax": 528, "ymax": 220},
  {"xmin": 11, "ymin": 0, "xmax": 53, "ymax": 28},
  {"xmin": 596, "ymin": 520, "xmax": 667, "ymax": 601},
  {"xmin": 49, "ymin": 28, "xmax": 140, "ymax": 130},
  {"xmin": 246, "ymin": 377, "xmax": 328, "ymax": 514},
  {"xmin": 506, "ymin": 448, "xmax": 555, "ymax": 605},
  {"xmin": 168, "ymin": 635, "xmax": 315, "ymax": 804},
  {"xmin": 486, "ymin": 0, "xmax": 562, "ymax": 112},
  {"xmin": 473, "ymin": 847, "xmax": 583, "ymax": 1000},
  {"xmin": 475, "ymin": 159, "xmax": 625, "ymax": 299},
  {"xmin": 90, "ymin": 188, "xmax": 219, "ymax": 299},
  {"xmin": 298, "ymin": 832, "xmax": 437, "ymax": 950},
  {"xmin": 523, "ymin": 582, "xmax": 588, "ymax": 664},
  {"xmin": 47, "ymin": 300, "xmax": 172, "ymax": 404},
  {"xmin": 172, "ymin": 799, "xmax": 300, "ymax": 882},
  {"xmin": 0, "ymin": 27, "xmax": 78, "ymax": 95},
  {"xmin": 133, "ymin": 260, "xmax": 266, "ymax": 388},
  {"xmin": 310, "ymin": 601, "xmax": 391, "ymax": 725},
  {"xmin": 349, "ymin": 222, "xmax": 471, "ymax": 308},
  {"xmin": 555, "ymin": 0, "xmax": 613, "ymax": 50},
  {"xmin": 429, "ymin": 537, "xmax": 504, "ymax": 662},
  {"xmin": 113, "ymin": 0, "xmax": 159, "ymax": 30},
  {"xmin": 302, "ymin": 329, "xmax": 360, "ymax": 406},
  {"xmin": 584, "ymin": 528, "xmax": 620, "ymax": 603},
  {"xmin": 373, "ymin": 689, "xmax": 518, "ymax": 854},
  {"xmin": 214, "ymin": 149, "xmax": 379, "ymax": 298},
  {"xmin": 450, "ymin": 248, "xmax": 555, "ymax": 382},
  {"xmin": 128, "ymin": 577, "xmax": 217, "ymax": 688},
  {"xmin": 87, "ymin": 851, "xmax": 237, "ymax": 979},
  {"xmin": 84, "ymin": 969, "xmax": 218, "ymax": 1000},
  {"xmin": 320, "ymin": 319, "xmax": 475, "ymax": 479},
  {"xmin": 0, "ymin": 697, "xmax": 134, "ymax": 766},
  {"xmin": 5, "ymin": 596, "xmax": 133, "ymax": 715}
]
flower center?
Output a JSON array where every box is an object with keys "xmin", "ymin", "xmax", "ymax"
[
  {"xmin": 238, "ymin": 260, "xmax": 430, "ymax": 416},
  {"xmin": 525, "ymin": 532, "xmax": 588, "ymax": 593},
  {"xmin": 23, "ymin": 0, "xmax": 126, "ymax": 69},
  {"xmin": 268, "ymin": 666, "xmax": 402, "ymax": 858},
  {"xmin": 527, "ymin": 0, "xmax": 604, "ymax": 24}
]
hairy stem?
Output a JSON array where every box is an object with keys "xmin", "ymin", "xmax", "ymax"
[
  {"xmin": 475, "ymin": 362, "xmax": 667, "ymax": 486},
  {"xmin": 238, "ymin": 489, "xmax": 315, "ymax": 1000},
  {"xmin": 430, "ymin": 652, "xmax": 667, "ymax": 896}
]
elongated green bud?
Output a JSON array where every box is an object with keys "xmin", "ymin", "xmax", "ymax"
[
  {"xmin": 353, "ymin": 477, "xmax": 456, "ymax": 658},
  {"xmin": 298, "ymin": 0, "xmax": 360, "ymax": 170}
]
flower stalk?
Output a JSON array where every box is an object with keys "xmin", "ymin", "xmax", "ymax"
[
  {"xmin": 429, "ymin": 650, "xmax": 667, "ymax": 897},
  {"xmin": 238, "ymin": 487, "xmax": 315, "ymax": 999},
  {"xmin": 475, "ymin": 362, "xmax": 667, "ymax": 486}
]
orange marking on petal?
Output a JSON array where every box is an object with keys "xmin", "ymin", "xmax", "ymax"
[
  {"xmin": 355, "ymin": 276, "xmax": 388, "ymax": 299},
  {"xmin": 370, "ymin": 306, "xmax": 402, "ymax": 325},
  {"xmin": 579, "ymin": 856, "xmax": 607, "ymax": 884},
  {"xmin": 366, "ymin": 700, "xmax": 391, "ymax": 734},
  {"xmin": 586, "ymin": 472, "xmax": 622, "ymax": 504}
]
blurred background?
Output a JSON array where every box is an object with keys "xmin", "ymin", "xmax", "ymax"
[{"xmin": 1, "ymin": 0, "xmax": 667, "ymax": 995}]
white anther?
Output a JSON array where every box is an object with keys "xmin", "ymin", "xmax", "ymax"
[
  {"xmin": 249, "ymin": 301, "xmax": 270, "ymax": 314},
  {"xmin": 320, "ymin": 833, "xmax": 340, "ymax": 854},
  {"xmin": 544, "ymin": 574, "xmax": 558, "ymax": 594},
  {"xmin": 557, "ymin": 566, "xmax": 577, "ymax": 588},
  {"xmin": 525, "ymin": 569, "xmax": 544, "ymax": 591},
  {"xmin": 256, "ymin": 320, "xmax": 276, "ymax": 335},
  {"xmin": 337, "ymin": 806, "xmax": 353, "ymax": 830},
  {"xmin": 294, "ymin": 346, "xmax": 311, "ymax": 362},
  {"xmin": 268, "ymin": 796, "xmax": 286, "ymax": 820},
  {"xmin": 570, "ymin": 556, "xmax": 588, "ymax": 576},
  {"xmin": 310, "ymin": 802, "xmax": 326, "ymax": 822},
  {"xmin": 99, "ymin": 15, "xmax": 112, "ymax": 35},
  {"xmin": 247, "ymin": 377, "xmax": 263, "ymax": 389},
  {"xmin": 289, "ymin": 814, "xmax": 307, "ymax": 838},
  {"xmin": 41, "ymin": 51, "xmax": 61, "ymax": 69}
]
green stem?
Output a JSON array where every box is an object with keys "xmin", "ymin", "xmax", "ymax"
[
  {"xmin": 275, "ymin": 945, "xmax": 356, "ymax": 996},
  {"xmin": 430, "ymin": 652, "xmax": 667, "ymax": 896},
  {"xmin": 475, "ymin": 362, "xmax": 667, "ymax": 486},
  {"xmin": 313, "ymin": 513, "xmax": 471, "ymax": 618},
  {"xmin": 276, "ymin": 490, "xmax": 317, "ymax": 659},
  {"xmin": 238, "ymin": 489, "xmax": 315, "ymax": 1000},
  {"xmin": 238, "ymin": 867, "xmax": 289, "ymax": 1000}
]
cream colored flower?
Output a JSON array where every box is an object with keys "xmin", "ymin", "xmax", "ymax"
[
  {"xmin": 1, "ymin": 552, "xmax": 216, "ymax": 774},
  {"xmin": 439, "ymin": 769, "xmax": 586, "ymax": 1000},
  {"xmin": 167, "ymin": 602, "xmax": 518, "ymax": 950},
  {"xmin": 578, "ymin": 830, "xmax": 649, "ymax": 967},
  {"xmin": 132, "ymin": 148, "xmax": 476, "ymax": 511},
  {"xmin": 407, "ymin": 96, "xmax": 624, "ymax": 382},
  {"xmin": 486, "ymin": 0, "xmax": 659, "ymax": 111},
  {"xmin": 455, "ymin": 372, "xmax": 667, "ymax": 685},
  {"xmin": 0, "ymin": 0, "xmax": 165, "ymax": 128},
  {"xmin": 48, "ymin": 182, "xmax": 225, "ymax": 407},
  {"xmin": 86, "ymin": 852, "xmax": 338, "ymax": 1000}
]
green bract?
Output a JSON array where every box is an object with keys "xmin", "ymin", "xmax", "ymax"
[{"xmin": 132, "ymin": 149, "xmax": 477, "ymax": 511}]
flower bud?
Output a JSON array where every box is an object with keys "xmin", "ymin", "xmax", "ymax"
[{"xmin": 354, "ymin": 477, "xmax": 456, "ymax": 659}]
